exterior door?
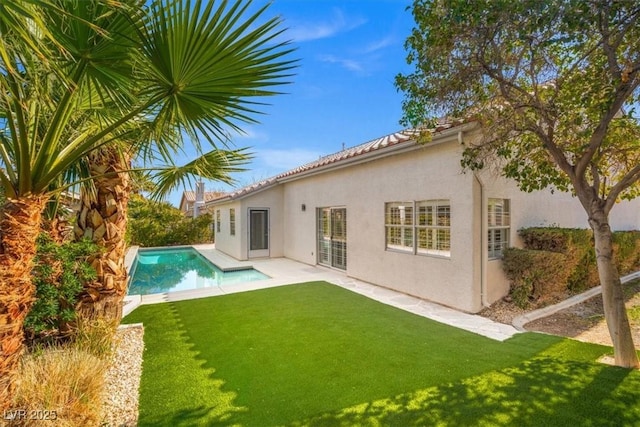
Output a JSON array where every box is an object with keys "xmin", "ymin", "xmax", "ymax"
[
  {"xmin": 317, "ymin": 207, "xmax": 347, "ymax": 270},
  {"xmin": 248, "ymin": 209, "xmax": 269, "ymax": 258}
]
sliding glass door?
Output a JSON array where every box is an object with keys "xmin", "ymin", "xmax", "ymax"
[{"xmin": 317, "ymin": 207, "xmax": 347, "ymax": 270}]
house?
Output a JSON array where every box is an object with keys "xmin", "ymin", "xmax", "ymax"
[
  {"xmin": 204, "ymin": 122, "xmax": 640, "ymax": 313},
  {"xmin": 179, "ymin": 183, "xmax": 226, "ymax": 217}
]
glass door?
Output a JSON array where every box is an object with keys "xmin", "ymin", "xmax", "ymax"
[
  {"xmin": 317, "ymin": 207, "xmax": 347, "ymax": 270},
  {"xmin": 248, "ymin": 209, "xmax": 269, "ymax": 258}
]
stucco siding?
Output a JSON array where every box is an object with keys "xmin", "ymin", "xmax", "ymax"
[
  {"xmin": 281, "ymin": 139, "xmax": 482, "ymax": 312},
  {"xmin": 241, "ymin": 186, "xmax": 285, "ymax": 259},
  {"xmin": 205, "ymin": 127, "xmax": 639, "ymax": 313},
  {"xmin": 211, "ymin": 200, "xmax": 243, "ymax": 259}
]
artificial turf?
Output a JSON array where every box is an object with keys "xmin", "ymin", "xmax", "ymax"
[{"xmin": 123, "ymin": 281, "xmax": 640, "ymax": 426}]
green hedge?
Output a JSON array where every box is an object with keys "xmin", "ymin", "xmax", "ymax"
[
  {"xmin": 502, "ymin": 248, "xmax": 570, "ymax": 308},
  {"xmin": 503, "ymin": 228, "xmax": 640, "ymax": 308}
]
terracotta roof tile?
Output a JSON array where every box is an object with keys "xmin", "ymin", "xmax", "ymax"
[
  {"xmin": 182, "ymin": 190, "xmax": 226, "ymax": 203},
  {"xmin": 210, "ymin": 120, "xmax": 467, "ymax": 202}
]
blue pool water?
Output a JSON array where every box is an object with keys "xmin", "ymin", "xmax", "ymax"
[{"xmin": 127, "ymin": 247, "xmax": 269, "ymax": 296}]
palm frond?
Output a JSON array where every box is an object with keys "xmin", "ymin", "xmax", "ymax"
[
  {"xmin": 148, "ymin": 147, "xmax": 251, "ymax": 200},
  {"xmin": 137, "ymin": 0, "xmax": 297, "ymax": 148}
]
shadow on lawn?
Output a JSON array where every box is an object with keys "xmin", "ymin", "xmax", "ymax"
[
  {"xmin": 288, "ymin": 351, "xmax": 640, "ymax": 427},
  {"xmin": 137, "ymin": 303, "xmax": 249, "ymax": 427}
]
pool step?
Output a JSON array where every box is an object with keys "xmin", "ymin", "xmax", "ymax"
[{"xmin": 194, "ymin": 247, "xmax": 255, "ymax": 272}]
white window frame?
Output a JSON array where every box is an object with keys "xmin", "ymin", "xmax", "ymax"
[
  {"xmin": 385, "ymin": 202, "xmax": 414, "ymax": 253},
  {"xmin": 216, "ymin": 209, "xmax": 221, "ymax": 233},
  {"xmin": 416, "ymin": 200, "xmax": 451, "ymax": 257},
  {"xmin": 488, "ymin": 198, "xmax": 510, "ymax": 259},
  {"xmin": 229, "ymin": 208, "xmax": 236, "ymax": 236},
  {"xmin": 385, "ymin": 200, "xmax": 451, "ymax": 258}
]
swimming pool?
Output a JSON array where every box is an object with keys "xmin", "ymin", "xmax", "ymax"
[{"xmin": 127, "ymin": 247, "xmax": 269, "ymax": 296}]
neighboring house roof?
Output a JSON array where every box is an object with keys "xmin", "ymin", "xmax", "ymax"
[
  {"xmin": 181, "ymin": 190, "xmax": 225, "ymax": 204},
  {"xmin": 208, "ymin": 119, "xmax": 470, "ymax": 204},
  {"xmin": 180, "ymin": 190, "xmax": 227, "ymax": 214}
]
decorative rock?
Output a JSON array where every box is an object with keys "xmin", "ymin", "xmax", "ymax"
[{"xmin": 101, "ymin": 324, "xmax": 144, "ymax": 427}]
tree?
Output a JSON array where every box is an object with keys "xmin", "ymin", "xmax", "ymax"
[
  {"xmin": 126, "ymin": 194, "xmax": 214, "ymax": 247},
  {"xmin": 71, "ymin": 0, "xmax": 290, "ymax": 321},
  {"xmin": 0, "ymin": 0, "xmax": 295, "ymax": 406},
  {"xmin": 397, "ymin": 0, "xmax": 640, "ymax": 368}
]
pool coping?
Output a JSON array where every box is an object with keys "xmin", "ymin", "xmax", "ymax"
[{"xmin": 122, "ymin": 244, "xmax": 270, "ymax": 317}]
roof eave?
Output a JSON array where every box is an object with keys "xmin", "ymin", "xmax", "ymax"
[{"xmin": 278, "ymin": 123, "xmax": 477, "ymax": 184}]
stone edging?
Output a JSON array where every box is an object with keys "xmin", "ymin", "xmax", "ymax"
[{"xmin": 512, "ymin": 270, "xmax": 640, "ymax": 331}]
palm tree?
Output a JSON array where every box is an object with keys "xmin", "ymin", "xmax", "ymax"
[
  {"xmin": 0, "ymin": 0, "xmax": 294, "ymax": 407},
  {"xmin": 74, "ymin": 144, "xmax": 249, "ymax": 321}
]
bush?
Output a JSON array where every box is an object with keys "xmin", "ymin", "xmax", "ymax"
[
  {"xmin": 10, "ymin": 320, "xmax": 112, "ymax": 427},
  {"xmin": 613, "ymin": 231, "xmax": 640, "ymax": 276},
  {"xmin": 503, "ymin": 228, "xmax": 640, "ymax": 308},
  {"xmin": 502, "ymin": 248, "xmax": 571, "ymax": 308},
  {"xmin": 24, "ymin": 234, "xmax": 98, "ymax": 343},
  {"xmin": 518, "ymin": 228, "xmax": 597, "ymax": 292},
  {"xmin": 126, "ymin": 194, "xmax": 214, "ymax": 247}
]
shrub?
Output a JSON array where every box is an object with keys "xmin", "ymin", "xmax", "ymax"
[
  {"xmin": 126, "ymin": 194, "xmax": 214, "ymax": 246},
  {"xmin": 518, "ymin": 228, "xmax": 597, "ymax": 292},
  {"xmin": 502, "ymin": 248, "xmax": 570, "ymax": 308},
  {"xmin": 24, "ymin": 234, "xmax": 98, "ymax": 343},
  {"xmin": 613, "ymin": 231, "xmax": 640, "ymax": 276},
  {"xmin": 10, "ymin": 320, "xmax": 112, "ymax": 427},
  {"xmin": 503, "ymin": 228, "xmax": 640, "ymax": 308}
]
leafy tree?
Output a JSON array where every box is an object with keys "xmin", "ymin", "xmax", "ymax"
[
  {"xmin": 397, "ymin": 0, "xmax": 640, "ymax": 367},
  {"xmin": 126, "ymin": 194, "xmax": 214, "ymax": 247}
]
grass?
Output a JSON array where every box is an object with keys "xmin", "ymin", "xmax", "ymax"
[{"xmin": 123, "ymin": 281, "xmax": 640, "ymax": 426}]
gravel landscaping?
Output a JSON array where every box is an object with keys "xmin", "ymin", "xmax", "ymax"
[
  {"xmin": 481, "ymin": 279, "xmax": 640, "ymax": 350},
  {"xmin": 102, "ymin": 324, "xmax": 144, "ymax": 427}
]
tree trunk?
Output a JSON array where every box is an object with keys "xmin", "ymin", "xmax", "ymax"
[
  {"xmin": 0, "ymin": 195, "xmax": 47, "ymax": 410},
  {"xmin": 75, "ymin": 147, "xmax": 131, "ymax": 323},
  {"xmin": 589, "ymin": 208, "xmax": 639, "ymax": 368}
]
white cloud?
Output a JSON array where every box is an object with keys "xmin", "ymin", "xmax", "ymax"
[
  {"xmin": 363, "ymin": 35, "xmax": 395, "ymax": 54},
  {"xmin": 287, "ymin": 8, "xmax": 366, "ymax": 42},
  {"xmin": 317, "ymin": 54, "xmax": 364, "ymax": 73},
  {"xmin": 233, "ymin": 126, "xmax": 269, "ymax": 143}
]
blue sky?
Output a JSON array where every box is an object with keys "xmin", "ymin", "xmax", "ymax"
[{"xmin": 168, "ymin": 0, "xmax": 415, "ymax": 206}]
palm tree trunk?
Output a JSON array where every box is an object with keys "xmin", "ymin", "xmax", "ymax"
[
  {"xmin": 0, "ymin": 194, "xmax": 47, "ymax": 410},
  {"xmin": 589, "ymin": 209, "xmax": 639, "ymax": 368},
  {"xmin": 75, "ymin": 147, "xmax": 131, "ymax": 323}
]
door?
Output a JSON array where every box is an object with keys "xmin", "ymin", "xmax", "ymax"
[
  {"xmin": 248, "ymin": 209, "xmax": 269, "ymax": 258},
  {"xmin": 317, "ymin": 207, "xmax": 347, "ymax": 270}
]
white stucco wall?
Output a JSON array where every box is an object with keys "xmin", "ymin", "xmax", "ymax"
[
  {"xmin": 241, "ymin": 186, "xmax": 285, "ymax": 259},
  {"xmin": 476, "ymin": 169, "xmax": 640, "ymax": 303},
  {"xmin": 208, "ymin": 186, "xmax": 284, "ymax": 260},
  {"xmin": 208, "ymin": 129, "xmax": 639, "ymax": 313},
  {"xmin": 281, "ymin": 136, "xmax": 484, "ymax": 312},
  {"xmin": 211, "ymin": 200, "xmax": 243, "ymax": 259}
]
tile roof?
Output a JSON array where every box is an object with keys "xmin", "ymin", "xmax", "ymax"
[
  {"xmin": 210, "ymin": 120, "xmax": 467, "ymax": 203},
  {"xmin": 182, "ymin": 190, "xmax": 226, "ymax": 203}
]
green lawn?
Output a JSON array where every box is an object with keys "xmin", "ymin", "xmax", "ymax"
[{"xmin": 123, "ymin": 281, "xmax": 640, "ymax": 426}]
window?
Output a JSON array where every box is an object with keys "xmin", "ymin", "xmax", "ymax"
[
  {"xmin": 385, "ymin": 200, "xmax": 451, "ymax": 257},
  {"xmin": 229, "ymin": 208, "xmax": 236, "ymax": 236},
  {"xmin": 216, "ymin": 209, "xmax": 221, "ymax": 233},
  {"xmin": 488, "ymin": 198, "xmax": 510, "ymax": 259},
  {"xmin": 385, "ymin": 202, "xmax": 414, "ymax": 252},
  {"xmin": 416, "ymin": 200, "xmax": 451, "ymax": 256}
]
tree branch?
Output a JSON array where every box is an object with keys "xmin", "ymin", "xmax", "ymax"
[{"xmin": 604, "ymin": 163, "xmax": 640, "ymax": 214}]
